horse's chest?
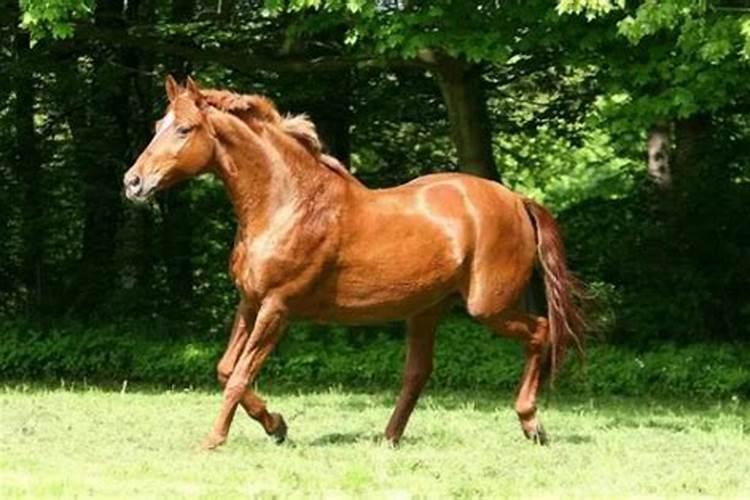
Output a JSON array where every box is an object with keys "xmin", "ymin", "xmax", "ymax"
[{"xmin": 229, "ymin": 212, "xmax": 319, "ymax": 299}]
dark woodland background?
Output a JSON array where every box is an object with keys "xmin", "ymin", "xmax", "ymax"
[{"xmin": 1, "ymin": 0, "xmax": 749, "ymax": 393}]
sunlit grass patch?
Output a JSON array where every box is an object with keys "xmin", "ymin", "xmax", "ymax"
[{"xmin": 1, "ymin": 387, "xmax": 748, "ymax": 497}]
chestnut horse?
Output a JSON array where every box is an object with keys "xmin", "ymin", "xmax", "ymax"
[{"xmin": 124, "ymin": 76, "xmax": 584, "ymax": 449}]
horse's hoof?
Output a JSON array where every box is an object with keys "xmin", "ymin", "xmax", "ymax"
[
  {"xmin": 381, "ymin": 428, "xmax": 402, "ymax": 449},
  {"xmin": 523, "ymin": 422, "xmax": 549, "ymax": 446},
  {"xmin": 268, "ymin": 413, "xmax": 287, "ymax": 444},
  {"xmin": 385, "ymin": 436, "xmax": 400, "ymax": 449},
  {"xmin": 200, "ymin": 433, "xmax": 226, "ymax": 451}
]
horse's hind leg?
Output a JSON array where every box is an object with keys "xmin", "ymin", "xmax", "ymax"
[
  {"xmin": 481, "ymin": 310, "xmax": 550, "ymax": 445},
  {"xmin": 384, "ymin": 303, "xmax": 443, "ymax": 446},
  {"xmin": 215, "ymin": 307, "xmax": 287, "ymax": 445}
]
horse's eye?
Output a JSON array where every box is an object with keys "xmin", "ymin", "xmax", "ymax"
[{"xmin": 176, "ymin": 125, "xmax": 193, "ymax": 135}]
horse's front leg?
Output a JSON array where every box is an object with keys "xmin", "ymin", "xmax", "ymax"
[
  {"xmin": 202, "ymin": 302, "xmax": 287, "ymax": 450},
  {"xmin": 214, "ymin": 306, "xmax": 287, "ymax": 445}
]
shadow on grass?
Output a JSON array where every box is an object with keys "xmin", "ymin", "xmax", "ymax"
[
  {"xmin": 605, "ymin": 416, "xmax": 691, "ymax": 433},
  {"xmin": 308, "ymin": 431, "xmax": 428, "ymax": 447},
  {"xmin": 309, "ymin": 432, "xmax": 372, "ymax": 446},
  {"xmin": 557, "ymin": 434, "xmax": 594, "ymax": 444}
]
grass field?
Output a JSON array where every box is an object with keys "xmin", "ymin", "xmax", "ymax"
[{"xmin": 1, "ymin": 386, "xmax": 749, "ymax": 498}]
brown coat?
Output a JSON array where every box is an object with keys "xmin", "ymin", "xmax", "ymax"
[{"xmin": 124, "ymin": 76, "xmax": 584, "ymax": 449}]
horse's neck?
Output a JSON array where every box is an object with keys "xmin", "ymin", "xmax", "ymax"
[{"xmin": 212, "ymin": 118, "xmax": 333, "ymax": 237}]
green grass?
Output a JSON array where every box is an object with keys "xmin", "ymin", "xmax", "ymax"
[{"xmin": 1, "ymin": 386, "xmax": 749, "ymax": 498}]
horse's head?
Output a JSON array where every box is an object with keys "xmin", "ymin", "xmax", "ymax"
[{"xmin": 124, "ymin": 76, "xmax": 215, "ymax": 202}]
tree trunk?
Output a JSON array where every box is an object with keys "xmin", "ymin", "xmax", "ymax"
[
  {"xmin": 159, "ymin": 0, "xmax": 197, "ymax": 309},
  {"xmin": 73, "ymin": 0, "xmax": 134, "ymax": 313},
  {"xmin": 12, "ymin": 26, "xmax": 45, "ymax": 315},
  {"xmin": 316, "ymin": 111, "xmax": 352, "ymax": 166},
  {"xmin": 647, "ymin": 123, "xmax": 671, "ymax": 189},
  {"xmin": 160, "ymin": 187, "xmax": 194, "ymax": 303},
  {"xmin": 647, "ymin": 115, "xmax": 713, "ymax": 217},
  {"xmin": 673, "ymin": 114, "xmax": 712, "ymax": 190},
  {"xmin": 309, "ymin": 70, "xmax": 352, "ymax": 166},
  {"xmin": 431, "ymin": 56, "xmax": 499, "ymax": 181},
  {"xmin": 123, "ymin": 0, "xmax": 157, "ymax": 310}
]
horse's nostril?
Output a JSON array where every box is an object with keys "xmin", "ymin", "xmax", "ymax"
[{"xmin": 127, "ymin": 175, "xmax": 141, "ymax": 188}]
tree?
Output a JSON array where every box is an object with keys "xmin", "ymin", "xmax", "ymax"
[
  {"xmin": 6, "ymin": 0, "xmax": 747, "ymax": 343},
  {"xmin": 10, "ymin": 1, "xmax": 45, "ymax": 314},
  {"xmin": 558, "ymin": 0, "xmax": 750, "ymax": 340},
  {"xmin": 269, "ymin": 1, "xmax": 582, "ymax": 181},
  {"xmin": 558, "ymin": 0, "xmax": 750, "ymax": 186},
  {"xmin": 161, "ymin": 0, "xmax": 197, "ymax": 309}
]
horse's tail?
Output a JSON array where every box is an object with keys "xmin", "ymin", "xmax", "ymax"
[{"xmin": 523, "ymin": 198, "xmax": 585, "ymax": 381}]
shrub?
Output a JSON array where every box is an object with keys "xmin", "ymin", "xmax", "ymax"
[{"xmin": 0, "ymin": 318, "xmax": 748, "ymax": 398}]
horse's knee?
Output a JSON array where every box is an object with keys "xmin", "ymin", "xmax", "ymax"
[
  {"xmin": 476, "ymin": 308, "xmax": 548, "ymax": 345},
  {"xmin": 217, "ymin": 365, "xmax": 231, "ymax": 387},
  {"xmin": 223, "ymin": 380, "xmax": 247, "ymax": 402}
]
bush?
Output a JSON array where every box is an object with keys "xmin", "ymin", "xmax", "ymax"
[
  {"xmin": 1, "ymin": 317, "xmax": 748, "ymax": 398},
  {"xmin": 560, "ymin": 181, "xmax": 750, "ymax": 345}
]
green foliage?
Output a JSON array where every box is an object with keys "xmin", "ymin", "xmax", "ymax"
[
  {"xmin": 560, "ymin": 170, "xmax": 750, "ymax": 345},
  {"xmin": 2, "ymin": 318, "xmax": 749, "ymax": 398},
  {"xmin": 558, "ymin": 0, "xmax": 750, "ymax": 125},
  {"xmin": 19, "ymin": 0, "xmax": 94, "ymax": 38},
  {"xmin": 557, "ymin": 0, "xmax": 625, "ymax": 18},
  {"xmin": 491, "ymin": 70, "xmax": 639, "ymax": 210},
  {"xmin": 3, "ymin": 0, "xmax": 749, "ymax": 369},
  {"xmin": 272, "ymin": 0, "xmax": 582, "ymax": 63},
  {"xmin": 348, "ymin": 69, "xmax": 454, "ymax": 185}
]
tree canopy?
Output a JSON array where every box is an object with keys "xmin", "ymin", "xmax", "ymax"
[{"xmin": 1, "ymin": 0, "xmax": 748, "ymax": 344}]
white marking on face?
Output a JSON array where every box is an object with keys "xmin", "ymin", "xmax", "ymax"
[{"xmin": 149, "ymin": 111, "xmax": 175, "ymax": 146}]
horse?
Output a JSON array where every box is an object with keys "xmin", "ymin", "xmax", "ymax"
[{"xmin": 123, "ymin": 75, "xmax": 584, "ymax": 449}]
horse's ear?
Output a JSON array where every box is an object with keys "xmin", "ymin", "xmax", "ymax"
[
  {"xmin": 185, "ymin": 76, "xmax": 207, "ymax": 109},
  {"xmin": 165, "ymin": 74, "xmax": 180, "ymax": 103}
]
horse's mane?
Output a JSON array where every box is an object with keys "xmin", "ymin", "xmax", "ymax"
[
  {"xmin": 201, "ymin": 88, "xmax": 360, "ymax": 185},
  {"xmin": 202, "ymin": 89, "xmax": 324, "ymax": 155}
]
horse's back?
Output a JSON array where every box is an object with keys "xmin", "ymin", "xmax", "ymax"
[{"xmin": 372, "ymin": 172, "xmax": 530, "ymax": 241}]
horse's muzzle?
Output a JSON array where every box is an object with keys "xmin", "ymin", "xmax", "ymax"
[{"xmin": 123, "ymin": 171, "xmax": 158, "ymax": 202}]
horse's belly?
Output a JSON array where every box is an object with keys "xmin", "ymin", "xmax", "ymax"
[
  {"xmin": 292, "ymin": 227, "xmax": 465, "ymax": 323},
  {"xmin": 293, "ymin": 280, "xmax": 458, "ymax": 324},
  {"xmin": 322, "ymin": 275, "xmax": 457, "ymax": 323}
]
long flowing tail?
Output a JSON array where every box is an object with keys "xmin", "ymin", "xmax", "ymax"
[{"xmin": 523, "ymin": 198, "xmax": 586, "ymax": 380}]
